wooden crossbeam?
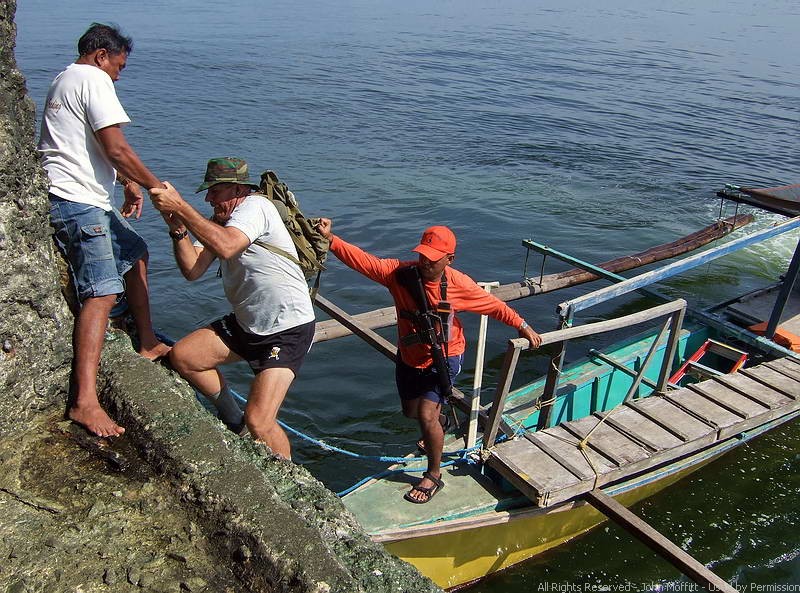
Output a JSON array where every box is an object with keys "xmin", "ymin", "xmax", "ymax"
[{"xmin": 313, "ymin": 294, "xmax": 397, "ymax": 361}]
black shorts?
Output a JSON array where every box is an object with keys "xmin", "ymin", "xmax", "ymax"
[
  {"xmin": 395, "ymin": 354, "xmax": 463, "ymax": 404},
  {"xmin": 210, "ymin": 314, "xmax": 315, "ymax": 375}
]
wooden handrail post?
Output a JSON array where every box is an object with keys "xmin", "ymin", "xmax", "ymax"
[
  {"xmin": 537, "ymin": 340, "xmax": 566, "ymax": 430},
  {"xmin": 468, "ymin": 281, "xmax": 499, "ymax": 449},
  {"xmin": 483, "ymin": 340, "xmax": 524, "ymax": 450},
  {"xmin": 657, "ymin": 304, "xmax": 686, "ymax": 392},
  {"xmin": 622, "ymin": 318, "xmax": 670, "ymax": 404}
]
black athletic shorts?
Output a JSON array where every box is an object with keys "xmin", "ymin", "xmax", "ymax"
[
  {"xmin": 395, "ymin": 354, "xmax": 463, "ymax": 404},
  {"xmin": 210, "ymin": 313, "xmax": 315, "ymax": 375}
]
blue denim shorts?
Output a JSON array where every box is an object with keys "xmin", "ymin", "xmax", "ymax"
[{"xmin": 49, "ymin": 194, "xmax": 147, "ymax": 301}]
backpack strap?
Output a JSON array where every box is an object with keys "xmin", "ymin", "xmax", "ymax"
[
  {"xmin": 253, "ymin": 238, "xmax": 303, "ymax": 268},
  {"xmin": 436, "ymin": 273, "xmax": 451, "ymax": 358},
  {"xmin": 251, "ymin": 195, "xmax": 327, "ymax": 273},
  {"xmin": 252, "ymin": 238, "xmax": 323, "ymax": 298},
  {"xmin": 309, "ymin": 269, "xmax": 322, "ymax": 299}
]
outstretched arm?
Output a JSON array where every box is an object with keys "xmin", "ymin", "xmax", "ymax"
[
  {"xmin": 159, "ymin": 211, "xmax": 217, "ymax": 281},
  {"xmin": 95, "ymin": 125, "xmax": 162, "ymax": 188},
  {"xmin": 150, "ymin": 182, "xmax": 250, "ymax": 261},
  {"xmin": 317, "ymin": 217, "xmax": 399, "ymax": 285},
  {"xmin": 450, "ymin": 269, "xmax": 542, "ymax": 349}
]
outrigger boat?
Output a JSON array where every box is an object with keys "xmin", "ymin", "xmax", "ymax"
[{"xmin": 313, "ymin": 183, "xmax": 800, "ymax": 590}]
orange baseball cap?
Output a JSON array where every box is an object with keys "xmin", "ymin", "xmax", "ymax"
[{"xmin": 412, "ymin": 226, "xmax": 457, "ymax": 260}]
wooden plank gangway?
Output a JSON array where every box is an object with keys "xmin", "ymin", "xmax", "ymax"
[{"xmin": 486, "ymin": 356, "xmax": 800, "ymax": 508}]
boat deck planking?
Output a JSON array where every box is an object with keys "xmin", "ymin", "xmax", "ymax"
[
  {"xmin": 559, "ymin": 414, "xmax": 651, "ymax": 466},
  {"xmin": 662, "ymin": 389, "xmax": 744, "ymax": 439},
  {"xmin": 487, "ymin": 359, "xmax": 800, "ymax": 508},
  {"xmin": 764, "ymin": 356, "xmax": 800, "ymax": 382},
  {"xmin": 740, "ymin": 365, "xmax": 800, "ymax": 400},
  {"xmin": 714, "ymin": 373, "xmax": 793, "ymax": 408},
  {"xmin": 687, "ymin": 380, "xmax": 769, "ymax": 418},
  {"xmin": 626, "ymin": 396, "xmax": 713, "ymax": 441}
]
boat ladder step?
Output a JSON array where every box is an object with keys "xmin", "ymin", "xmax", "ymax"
[
  {"xmin": 669, "ymin": 339, "xmax": 748, "ymax": 385},
  {"xmin": 684, "ymin": 360, "xmax": 723, "ymax": 380}
]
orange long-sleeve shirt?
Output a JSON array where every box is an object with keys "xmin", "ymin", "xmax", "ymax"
[{"xmin": 329, "ymin": 235, "xmax": 525, "ymax": 368}]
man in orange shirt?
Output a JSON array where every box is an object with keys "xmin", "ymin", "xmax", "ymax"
[{"xmin": 318, "ymin": 219, "xmax": 541, "ymax": 503}]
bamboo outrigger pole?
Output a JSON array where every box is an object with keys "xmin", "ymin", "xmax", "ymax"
[
  {"xmin": 313, "ymin": 214, "xmax": 752, "ymax": 343},
  {"xmin": 584, "ymin": 490, "xmax": 738, "ymax": 593}
]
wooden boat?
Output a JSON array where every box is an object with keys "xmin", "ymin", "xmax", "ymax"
[{"xmin": 317, "ymin": 184, "xmax": 800, "ymax": 590}]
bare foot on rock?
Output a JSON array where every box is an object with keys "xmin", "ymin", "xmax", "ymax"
[{"xmin": 69, "ymin": 403, "xmax": 125, "ymax": 437}]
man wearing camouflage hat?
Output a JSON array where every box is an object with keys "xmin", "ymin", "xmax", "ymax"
[{"xmin": 150, "ymin": 158, "xmax": 315, "ymax": 460}]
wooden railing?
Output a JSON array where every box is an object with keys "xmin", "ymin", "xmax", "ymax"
[{"xmin": 482, "ymin": 298, "xmax": 687, "ymax": 450}]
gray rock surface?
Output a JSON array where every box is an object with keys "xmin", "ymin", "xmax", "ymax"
[
  {"xmin": 0, "ymin": 0, "xmax": 73, "ymax": 439},
  {"xmin": 0, "ymin": 2, "xmax": 442, "ymax": 591}
]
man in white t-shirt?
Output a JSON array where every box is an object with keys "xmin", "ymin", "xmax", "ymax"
[
  {"xmin": 38, "ymin": 23, "xmax": 170, "ymax": 438},
  {"xmin": 150, "ymin": 158, "xmax": 315, "ymax": 460}
]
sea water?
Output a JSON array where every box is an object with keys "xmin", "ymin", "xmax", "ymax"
[{"xmin": 15, "ymin": 0, "xmax": 800, "ymax": 589}]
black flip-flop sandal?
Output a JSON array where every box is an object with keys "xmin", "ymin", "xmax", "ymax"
[{"xmin": 404, "ymin": 471, "xmax": 445, "ymax": 504}]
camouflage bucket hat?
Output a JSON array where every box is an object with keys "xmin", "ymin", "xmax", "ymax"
[{"xmin": 195, "ymin": 157, "xmax": 260, "ymax": 193}]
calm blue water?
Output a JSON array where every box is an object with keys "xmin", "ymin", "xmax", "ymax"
[{"xmin": 15, "ymin": 1, "xmax": 800, "ymax": 590}]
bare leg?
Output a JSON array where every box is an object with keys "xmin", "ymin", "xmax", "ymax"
[
  {"xmin": 244, "ymin": 368, "xmax": 296, "ymax": 460},
  {"xmin": 169, "ymin": 327, "xmax": 239, "ymax": 396},
  {"xmin": 408, "ymin": 398, "xmax": 444, "ymax": 502},
  {"xmin": 123, "ymin": 255, "xmax": 170, "ymax": 361},
  {"xmin": 69, "ymin": 294, "xmax": 125, "ymax": 437},
  {"xmin": 401, "ymin": 396, "xmax": 420, "ymax": 419},
  {"xmin": 169, "ymin": 327, "xmax": 245, "ymax": 428}
]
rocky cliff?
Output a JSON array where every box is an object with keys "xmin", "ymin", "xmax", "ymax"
[
  {"xmin": 0, "ymin": 0, "xmax": 73, "ymax": 439},
  {"xmin": 0, "ymin": 3, "xmax": 440, "ymax": 591}
]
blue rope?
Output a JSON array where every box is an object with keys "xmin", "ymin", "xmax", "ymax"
[
  {"xmin": 334, "ymin": 434, "xmax": 519, "ymax": 497},
  {"xmin": 222, "ymin": 387, "xmax": 518, "ymax": 498},
  {"xmin": 225, "ymin": 387, "xmax": 483, "ymax": 463}
]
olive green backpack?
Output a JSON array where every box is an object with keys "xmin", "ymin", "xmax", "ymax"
[{"xmin": 253, "ymin": 170, "xmax": 330, "ymax": 294}]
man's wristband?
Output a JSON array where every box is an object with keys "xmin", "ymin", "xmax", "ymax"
[
  {"xmin": 169, "ymin": 228, "xmax": 188, "ymax": 241},
  {"xmin": 519, "ymin": 321, "xmax": 529, "ymax": 330}
]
